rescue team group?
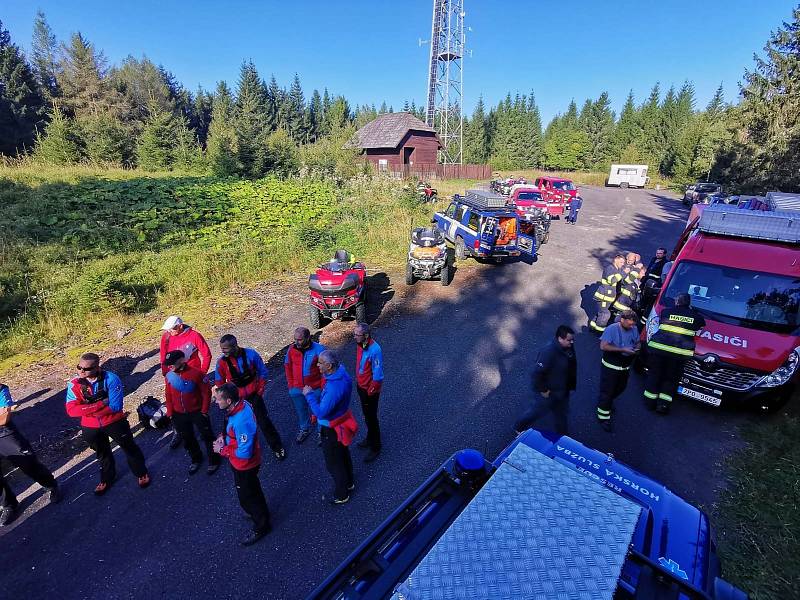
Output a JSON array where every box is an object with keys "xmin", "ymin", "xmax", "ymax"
[
  {"xmin": 0, "ymin": 319, "xmax": 383, "ymax": 547},
  {"xmin": 514, "ymin": 247, "xmax": 705, "ymax": 434}
]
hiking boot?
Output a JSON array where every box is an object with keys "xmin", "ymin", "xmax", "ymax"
[
  {"xmin": 273, "ymin": 447, "xmax": 286, "ymax": 461},
  {"xmin": 347, "ymin": 482, "xmax": 355, "ymax": 492},
  {"xmin": 94, "ymin": 481, "xmax": 111, "ymax": 496},
  {"xmin": 47, "ymin": 484, "xmax": 62, "ymax": 504},
  {"xmin": 241, "ymin": 527, "xmax": 271, "ymax": 547},
  {"xmin": 328, "ymin": 495, "xmax": 350, "ymax": 506},
  {"xmin": 0, "ymin": 505, "xmax": 17, "ymax": 526},
  {"xmin": 295, "ymin": 429, "xmax": 310, "ymax": 444},
  {"xmin": 138, "ymin": 474, "xmax": 151, "ymax": 489},
  {"xmin": 188, "ymin": 463, "xmax": 201, "ymax": 475}
]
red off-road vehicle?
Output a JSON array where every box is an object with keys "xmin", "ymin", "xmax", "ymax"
[
  {"xmin": 533, "ymin": 176, "xmax": 577, "ymax": 217},
  {"xmin": 308, "ymin": 250, "xmax": 367, "ymax": 329}
]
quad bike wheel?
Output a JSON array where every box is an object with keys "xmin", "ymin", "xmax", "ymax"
[
  {"xmin": 405, "ymin": 263, "xmax": 416, "ymax": 285},
  {"xmin": 355, "ymin": 301, "xmax": 367, "ymax": 323},
  {"xmin": 440, "ymin": 261, "xmax": 451, "ymax": 286},
  {"xmin": 309, "ymin": 304, "xmax": 322, "ymax": 330}
]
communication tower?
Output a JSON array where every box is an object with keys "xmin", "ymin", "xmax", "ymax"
[{"xmin": 425, "ymin": 0, "xmax": 464, "ymax": 164}]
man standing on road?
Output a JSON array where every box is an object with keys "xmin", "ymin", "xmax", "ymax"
[
  {"xmin": 567, "ymin": 195, "xmax": 583, "ymax": 224},
  {"xmin": 163, "ymin": 350, "xmax": 220, "ymax": 475},
  {"xmin": 284, "ymin": 327, "xmax": 325, "ymax": 444},
  {"xmin": 0, "ymin": 384, "xmax": 60, "ymax": 526},
  {"xmin": 65, "ymin": 353, "xmax": 150, "ymax": 495},
  {"xmin": 354, "ymin": 323, "xmax": 384, "ymax": 463},
  {"xmin": 513, "ymin": 325, "xmax": 577, "ymax": 436},
  {"xmin": 591, "ymin": 254, "xmax": 625, "ymax": 334},
  {"xmin": 160, "ymin": 316, "xmax": 212, "ymax": 451},
  {"xmin": 214, "ymin": 335, "xmax": 286, "ymax": 461},
  {"xmin": 303, "ymin": 350, "xmax": 357, "ymax": 505},
  {"xmin": 644, "ymin": 293, "xmax": 705, "ymax": 414},
  {"xmin": 212, "ymin": 383, "xmax": 272, "ymax": 546},
  {"xmin": 639, "ymin": 248, "xmax": 668, "ymax": 326},
  {"xmin": 643, "ymin": 248, "xmax": 668, "ymax": 286},
  {"xmin": 596, "ymin": 310, "xmax": 640, "ymax": 432}
]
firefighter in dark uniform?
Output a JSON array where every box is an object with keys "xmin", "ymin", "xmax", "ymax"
[
  {"xmin": 639, "ymin": 247, "xmax": 668, "ymax": 326},
  {"xmin": 644, "ymin": 293, "xmax": 705, "ymax": 414},
  {"xmin": 612, "ymin": 266, "xmax": 646, "ymax": 324},
  {"xmin": 596, "ymin": 310, "xmax": 640, "ymax": 431},
  {"xmin": 590, "ymin": 254, "xmax": 625, "ymax": 334},
  {"xmin": 0, "ymin": 384, "xmax": 60, "ymax": 525}
]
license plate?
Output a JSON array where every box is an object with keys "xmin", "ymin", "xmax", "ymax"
[{"xmin": 678, "ymin": 386, "xmax": 722, "ymax": 406}]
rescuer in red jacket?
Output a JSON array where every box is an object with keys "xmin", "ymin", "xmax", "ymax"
[
  {"xmin": 160, "ymin": 315, "xmax": 212, "ymax": 451},
  {"xmin": 163, "ymin": 350, "xmax": 220, "ymax": 475},
  {"xmin": 65, "ymin": 353, "xmax": 150, "ymax": 495},
  {"xmin": 212, "ymin": 383, "xmax": 272, "ymax": 546}
]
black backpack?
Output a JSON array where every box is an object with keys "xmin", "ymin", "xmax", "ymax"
[{"xmin": 137, "ymin": 396, "xmax": 170, "ymax": 429}]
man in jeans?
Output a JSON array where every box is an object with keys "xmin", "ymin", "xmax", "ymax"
[
  {"xmin": 163, "ymin": 350, "xmax": 220, "ymax": 475},
  {"xmin": 513, "ymin": 325, "xmax": 577, "ymax": 436},
  {"xmin": 65, "ymin": 353, "xmax": 150, "ymax": 495},
  {"xmin": 284, "ymin": 327, "xmax": 325, "ymax": 444},
  {"xmin": 214, "ymin": 335, "xmax": 286, "ymax": 461},
  {"xmin": 0, "ymin": 384, "xmax": 60, "ymax": 526},
  {"xmin": 353, "ymin": 323, "xmax": 384, "ymax": 463},
  {"xmin": 212, "ymin": 383, "xmax": 272, "ymax": 547}
]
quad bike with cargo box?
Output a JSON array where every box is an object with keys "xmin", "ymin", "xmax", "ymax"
[
  {"xmin": 406, "ymin": 226, "xmax": 453, "ymax": 286},
  {"xmin": 308, "ymin": 250, "xmax": 367, "ymax": 329}
]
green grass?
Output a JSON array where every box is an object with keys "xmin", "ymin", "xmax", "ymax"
[
  {"xmin": 0, "ymin": 165, "xmax": 434, "ymax": 373},
  {"xmin": 713, "ymin": 417, "xmax": 800, "ymax": 599}
]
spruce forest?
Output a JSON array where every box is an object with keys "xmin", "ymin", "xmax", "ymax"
[{"xmin": 1, "ymin": 9, "xmax": 799, "ymax": 191}]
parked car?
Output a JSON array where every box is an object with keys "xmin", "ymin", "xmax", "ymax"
[
  {"xmin": 433, "ymin": 190, "xmax": 537, "ymax": 263},
  {"xmin": 509, "ymin": 185, "xmax": 563, "ymax": 218},
  {"xmin": 683, "ymin": 182, "xmax": 722, "ymax": 206},
  {"xmin": 310, "ymin": 429, "xmax": 748, "ymax": 599},
  {"xmin": 534, "ymin": 176, "xmax": 577, "ymax": 217}
]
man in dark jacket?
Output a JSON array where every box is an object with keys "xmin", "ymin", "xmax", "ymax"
[
  {"xmin": 304, "ymin": 350, "xmax": 357, "ymax": 505},
  {"xmin": 0, "ymin": 384, "xmax": 60, "ymax": 526},
  {"xmin": 513, "ymin": 325, "xmax": 577, "ymax": 436}
]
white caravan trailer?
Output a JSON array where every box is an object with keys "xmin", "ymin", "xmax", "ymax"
[{"xmin": 607, "ymin": 164, "xmax": 649, "ymax": 188}]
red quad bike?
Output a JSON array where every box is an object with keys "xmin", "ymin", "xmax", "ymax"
[
  {"xmin": 417, "ymin": 181, "xmax": 438, "ymax": 202},
  {"xmin": 308, "ymin": 250, "xmax": 367, "ymax": 329}
]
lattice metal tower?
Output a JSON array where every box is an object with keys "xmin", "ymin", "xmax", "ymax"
[{"xmin": 425, "ymin": 0, "xmax": 464, "ymax": 165}]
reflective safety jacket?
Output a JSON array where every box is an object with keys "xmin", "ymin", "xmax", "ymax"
[
  {"xmin": 644, "ymin": 256, "xmax": 667, "ymax": 284},
  {"xmin": 613, "ymin": 270, "xmax": 641, "ymax": 312},
  {"xmin": 648, "ymin": 306, "xmax": 706, "ymax": 357},
  {"xmin": 594, "ymin": 264, "xmax": 623, "ymax": 303}
]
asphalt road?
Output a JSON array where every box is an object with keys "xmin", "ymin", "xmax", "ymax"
[{"xmin": 0, "ymin": 186, "xmax": 762, "ymax": 599}]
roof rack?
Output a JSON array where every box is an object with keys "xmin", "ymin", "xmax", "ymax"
[
  {"xmin": 698, "ymin": 204, "xmax": 800, "ymax": 244},
  {"xmin": 766, "ymin": 191, "xmax": 800, "ymax": 212},
  {"xmin": 463, "ymin": 189, "xmax": 508, "ymax": 209}
]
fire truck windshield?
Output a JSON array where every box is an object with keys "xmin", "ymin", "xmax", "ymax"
[{"xmin": 662, "ymin": 260, "xmax": 800, "ymax": 334}]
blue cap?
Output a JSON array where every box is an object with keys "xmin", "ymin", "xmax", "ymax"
[{"xmin": 455, "ymin": 449, "xmax": 485, "ymax": 472}]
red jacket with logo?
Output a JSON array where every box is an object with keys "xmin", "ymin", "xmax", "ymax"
[
  {"xmin": 164, "ymin": 365, "xmax": 211, "ymax": 416},
  {"xmin": 159, "ymin": 325, "xmax": 212, "ymax": 376}
]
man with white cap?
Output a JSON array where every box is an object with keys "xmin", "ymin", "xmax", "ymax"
[{"xmin": 159, "ymin": 316, "xmax": 212, "ymax": 449}]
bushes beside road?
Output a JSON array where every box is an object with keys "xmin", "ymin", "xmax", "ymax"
[
  {"xmin": 0, "ymin": 166, "xmax": 431, "ymax": 369},
  {"xmin": 714, "ymin": 416, "xmax": 800, "ymax": 599}
]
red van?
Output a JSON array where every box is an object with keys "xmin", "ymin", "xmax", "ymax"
[
  {"xmin": 645, "ymin": 203, "xmax": 800, "ymax": 411},
  {"xmin": 534, "ymin": 176, "xmax": 577, "ymax": 217}
]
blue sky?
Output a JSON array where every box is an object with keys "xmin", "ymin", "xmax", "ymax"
[{"xmin": 3, "ymin": 0, "xmax": 796, "ymax": 123}]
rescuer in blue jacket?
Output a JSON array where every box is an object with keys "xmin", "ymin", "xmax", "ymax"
[{"xmin": 567, "ymin": 195, "xmax": 583, "ymax": 224}]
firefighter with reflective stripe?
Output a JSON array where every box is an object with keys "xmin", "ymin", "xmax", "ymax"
[
  {"xmin": 643, "ymin": 248, "xmax": 667, "ymax": 286},
  {"xmin": 612, "ymin": 266, "xmax": 646, "ymax": 314},
  {"xmin": 644, "ymin": 293, "xmax": 705, "ymax": 414},
  {"xmin": 639, "ymin": 248, "xmax": 668, "ymax": 325},
  {"xmin": 596, "ymin": 310, "xmax": 640, "ymax": 432},
  {"xmin": 590, "ymin": 254, "xmax": 625, "ymax": 333}
]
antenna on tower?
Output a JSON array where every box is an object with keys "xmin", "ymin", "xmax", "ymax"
[{"xmin": 425, "ymin": 0, "xmax": 465, "ymax": 165}]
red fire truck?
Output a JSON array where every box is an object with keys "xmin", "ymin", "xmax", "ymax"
[{"xmin": 644, "ymin": 202, "xmax": 800, "ymax": 411}]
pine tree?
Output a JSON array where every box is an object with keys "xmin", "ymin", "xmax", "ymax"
[
  {"xmin": 110, "ymin": 56, "xmax": 174, "ymax": 123},
  {"xmin": 308, "ymin": 89, "xmax": 323, "ymax": 141},
  {"xmin": 77, "ymin": 112, "xmax": 129, "ymax": 165},
  {"xmin": 578, "ymin": 92, "xmax": 614, "ymax": 169},
  {"xmin": 324, "ymin": 96, "xmax": 350, "ymax": 134},
  {"xmin": 206, "ymin": 81, "xmax": 240, "ymax": 176},
  {"xmin": 523, "ymin": 93, "xmax": 543, "ymax": 167},
  {"xmin": 192, "ymin": 86, "xmax": 213, "ymax": 147},
  {"xmin": 172, "ymin": 121, "xmax": 203, "ymax": 171},
  {"xmin": 33, "ymin": 103, "xmax": 80, "ymax": 164},
  {"xmin": 31, "ymin": 11, "xmax": 59, "ymax": 100},
  {"xmin": 58, "ymin": 32, "xmax": 120, "ymax": 117},
  {"xmin": 706, "ymin": 84, "xmax": 725, "ymax": 119},
  {"xmin": 613, "ymin": 90, "xmax": 639, "ymax": 158},
  {"xmin": 136, "ymin": 100, "xmax": 177, "ymax": 170},
  {"xmin": 262, "ymin": 128, "xmax": 299, "ymax": 176},
  {"xmin": 266, "ymin": 75, "xmax": 281, "ymax": 132},
  {"xmin": 0, "ymin": 20, "xmax": 47, "ymax": 155},
  {"xmin": 635, "ymin": 83, "xmax": 662, "ymax": 172},
  {"xmin": 463, "ymin": 96, "xmax": 488, "ymax": 163},
  {"xmin": 234, "ymin": 60, "xmax": 269, "ymax": 177}
]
